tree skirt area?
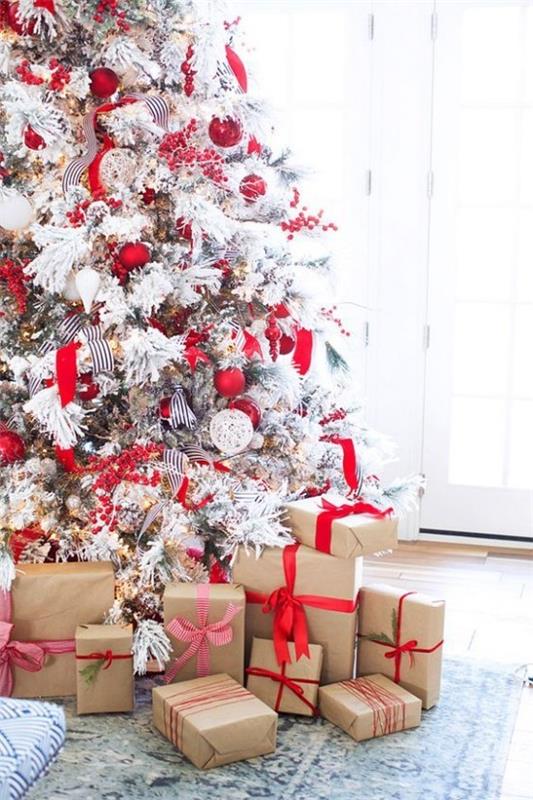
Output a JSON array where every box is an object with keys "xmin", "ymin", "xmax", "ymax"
[{"xmin": 28, "ymin": 658, "xmax": 520, "ymax": 800}]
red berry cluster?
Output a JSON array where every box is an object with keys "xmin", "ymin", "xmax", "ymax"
[
  {"xmin": 0, "ymin": 259, "xmax": 30, "ymax": 314},
  {"xmin": 142, "ymin": 187, "xmax": 156, "ymax": 205},
  {"xmin": 181, "ymin": 44, "xmax": 195, "ymax": 98},
  {"xmin": 66, "ymin": 195, "xmax": 122, "ymax": 227},
  {"xmin": 303, "ymin": 480, "xmax": 332, "ymax": 498},
  {"xmin": 159, "ymin": 121, "xmax": 227, "ymax": 184},
  {"xmin": 16, "ymin": 60, "xmax": 44, "ymax": 86},
  {"xmin": 85, "ymin": 443, "xmax": 163, "ymax": 534},
  {"xmin": 265, "ymin": 313, "xmax": 281, "ymax": 361},
  {"xmin": 319, "ymin": 408, "xmax": 348, "ymax": 426},
  {"xmin": 223, "ymin": 16, "xmax": 241, "ymax": 30},
  {"xmin": 93, "ymin": 0, "xmax": 130, "ymax": 30},
  {"xmin": 48, "ymin": 58, "xmax": 71, "ymax": 92},
  {"xmin": 289, "ymin": 187, "xmax": 300, "ymax": 209},
  {"xmin": 281, "ymin": 207, "xmax": 338, "ymax": 240},
  {"xmin": 321, "ymin": 306, "xmax": 351, "ymax": 337}
]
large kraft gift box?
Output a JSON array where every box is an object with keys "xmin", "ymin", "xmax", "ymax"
[
  {"xmin": 319, "ymin": 673, "xmax": 422, "ymax": 741},
  {"xmin": 152, "ymin": 673, "xmax": 277, "ymax": 769},
  {"xmin": 246, "ymin": 637, "xmax": 322, "ymax": 716},
  {"xmin": 232, "ymin": 542, "xmax": 362, "ymax": 684},
  {"xmin": 163, "ymin": 583, "xmax": 245, "ymax": 684},
  {"xmin": 357, "ymin": 584, "xmax": 445, "ymax": 709},
  {"xmin": 5, "ymin": 562, "xmax": 115, "ymax": 698},
  {"xmin": 285, "ymin": 494, "xmax": 398, "ymax": 559},
  {"xmin": 76, "ymin": 624, "xmax": 134, "ymax": 714}
]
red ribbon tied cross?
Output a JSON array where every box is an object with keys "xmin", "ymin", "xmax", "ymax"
[
  {"xmin": 315, "ymin": 497, "xmax": 393, "ymax": 555},
  {"xmin": 246, "ymin": 664, "xmax": 320, "ymax": 716}
]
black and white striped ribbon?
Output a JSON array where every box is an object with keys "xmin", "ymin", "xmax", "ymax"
[
  {"xmin": 180, "ymin": 444, "xmax": 216, "ymax": 465},
  {"xmin": 138, "ymin": 500, "xmax": 166, "ymax": 537},
  {"xmin": 80, "ymin": 325, "xmax": 114, "ymax": 375},
  {"xmin": 168, "ymin": 386, "xmax": 196, "ymax": 429},
  {"xmin": 28, "ymin": 314, "xmax": 87, "ymax": 397},
  {"xmin": 138, "ymin": 448, "xmax": 188, "ymax": 537},
  {"xmin": 228, "ymin": 320, "xmax": 245, "ymax": 351}
]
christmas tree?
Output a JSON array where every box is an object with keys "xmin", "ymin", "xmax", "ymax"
[{"xmin": 0, "ymin": 0, "xmax": 421, "ymax": 672}]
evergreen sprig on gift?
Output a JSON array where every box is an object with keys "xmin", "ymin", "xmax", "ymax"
[{"xmin": 79, "ymin": 659, "xmax": 105, "ymax": 686}]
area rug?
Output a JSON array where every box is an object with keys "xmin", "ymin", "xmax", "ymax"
[{"xmin": 27, "ymin": 658, "xmax": 521, "ymax": 800}]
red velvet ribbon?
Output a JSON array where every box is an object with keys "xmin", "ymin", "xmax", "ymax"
[
  {"xmin": 327, "ymin": 437, "xmax": 359, "ymax": 492},
  {"xmin": 76, "ymin": 650, "xmax": 133, "ymax": 670},
  {"xmin": 315, "ymin": 497, "xmax": 393, "ymax": 554},
  {"xmin": 55, "ymin": 341, "xmax": 80, "ymax": 407},
  {"xmin": 369, "ymin": 591, "xmax": 444, "ymax": 683},
  {"xmin": 246, "ymin": 663, "xmax": 319, "ymax": 716},
  {"xmin": 292, "ymin": 328, "xmax": 313, "ymax": 375},
  {"xmin": 245, "ymin": 542, "xmax": 357, "ymax": 665},
  {"xmin": 86, "ymin": 98, "xmax": 137, "ymax": 195}
]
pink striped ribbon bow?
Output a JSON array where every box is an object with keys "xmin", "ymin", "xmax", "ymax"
[
  {"xmin": 164, "ymin": 584, "xmax": 241, "ymax": 683},
  {"xmin": 0, "ymin": 589, "xmax": 75, "ymax": 697}
]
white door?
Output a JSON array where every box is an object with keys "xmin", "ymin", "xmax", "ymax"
[{"xmin": 422, "ymin": 0, "xmax": 533, "ymax": 539}]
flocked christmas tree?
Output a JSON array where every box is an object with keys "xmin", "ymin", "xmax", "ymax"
[{"xmin": 0, "ymin": 0, "xmax": 422, "ymax": 672}]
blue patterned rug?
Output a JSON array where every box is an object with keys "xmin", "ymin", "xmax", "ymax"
[{"xmin": 27, "ymin": 658, "xmax": 520, "ymax": 800}]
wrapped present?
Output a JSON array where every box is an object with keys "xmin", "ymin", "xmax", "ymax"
[
  {"xmin": 75, "ymin": 624, "xmax": 134, "ymax": 714},
  {"xmin": 246, "ymin": 637, "xmax": 322, "ymax": 716},
  {"xmin": 232, "ymin": 542, "xmax": 362, "ymax": 684},
  {"xmin": 319, "ymin": 673, "xmax": 422, "ymax": 741},
  {"xmin": 152, "ymin": 673, "xmax": 277, "ymax": 769},
  {"xmin": 285, "ymin": 494, "xmax": 397, "ymax": 558},
  {"xmin": 163, "ymin": 583, "xmax": 244, "ymax": 684},
  {"xmin": 357, "ymin": 584, "xmax": 445, "ymax": 709},
  {"xmin": 0, "ymin": 562, "xmax": 115, "ymax": 698}
]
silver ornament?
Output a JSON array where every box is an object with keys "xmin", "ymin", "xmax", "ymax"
[
  {"xmin": 210, "ymin": 408, "xmax": 254, "ymax": 455},
  {"xmin": 66, "ymin": 494, "xmax": 81, "ymax": 512}
]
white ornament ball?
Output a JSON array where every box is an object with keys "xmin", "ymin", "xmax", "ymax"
[
  {"xmin": 210, "ymin": 408, "xmax": 254, "ymax": 455},
  {"xmin": 250, "ymin": 432, "xmax": 264, "ymax": 450},
  {"xmin": 65, "ymin": 494, "xmax": 81, "ymax": 513},
  {"xmin": 0, "ymin": 192, "xmax": 33, "ymax": 231},
  {"xmin": 99, "ymin": 148, "xmax": 137, "ymax": 191}
]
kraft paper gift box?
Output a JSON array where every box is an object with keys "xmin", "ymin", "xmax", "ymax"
[
  {"xmin": 163, "ymin": 583, "xmax": 245, "ymax": 684},
  {"xmin": 319, "ymin": 673, "xmax": 422, "ymax": 741},
  {"xmin": 356, "ymin": 584, "xmax": 445, "ymax": 709},
  {"xmin": 285, "ymin": 494, "xmax": 398, "ymax": 559},
  {"xmin": 0, "ymin": 562, "xmax": 115, "ymax": 698},
  {"xmin": 232, "ymin": 542, "xmax": 362, "ymax": 685},
  {"xmin": 75, "ymin": 624, "xmax": 134, "ymax": 714},
  {"xmin": 152, "ymin": 673, "xmax": 277, "ymax": 769},
  {"xmin": 246, "ymin": 637, "xmax": 322, "ymax": 716}
]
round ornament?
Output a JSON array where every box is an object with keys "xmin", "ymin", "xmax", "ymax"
[
  {"xmin": 99, "ymin": 148, "xmax": 137, "ymax": 191},
  {"xmin": 0, "ymin": 429, "xmax": 25, "ymax": 465},
  {"xmin": 279, "ymin": 333, "xmax": 295, "ymax": 355},
  {"xmin": 214, "ymin": 367, "xmax": 245, "ymax": 398},
  {"xmin": 24, "ymin": 125, "xmax": 46, "ymax": 151},
  {"xmin": 118, "ymin": 242, "xmax": 151, "ymax": 271},
  {"xmin": 210, "ymin": 408, "xmax": 253, "ymax": 455},
  {"xmin": 229, "ymin": 395, "xmax": 261, "ymax": 429},
  {"xmin": 65, "ymin": 494, "xmax": 81, "ymax": 513},
  {"xmin": 0, "ymin": 192, "xmax": 33, "ymax": 231},
  {"xmin": 78, "ymin": 372, "xmax": 99, "ymax": 401},
  {"xmin": 175, "ymin": 217, "xmax": 193, "ymax": 241},
  {"xmin": 208, "ymin": 116, "xmax": 243, "ymax": 148},
  {"xmin": 250, "ymin": 432, "xmax": 264, "ymax": 450},
  {"xmin": 75, "ymin": 267, "xmax": 101, "ymax": 314},
  {"xmin": 159, "ymin": 396, "xmax": 172, "ymax": 419},
  {"xmin": 239, "ymin": 174, "xmax": 266, "ymax": 202},
  {"xmin": 7, "ymin": 2, "xmax": 34, "ymax": 35},
  {"xmin": 89, "ymin": 67, "xmax": 119, "ymax": 98},
  {"xmin": 63, "ymin": 272, "xmax": 81, "ymax": 303},
  {"xmin": 273, "ymin": 303, "xmax": 290, "ymax": 318}
]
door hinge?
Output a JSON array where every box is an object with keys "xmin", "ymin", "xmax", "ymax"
[
  {"xmin": 368, "ymin": 13, "xmax": 375, "ymax": 41},
  {"xmin": 424, "ymin": 324, "xmax": 431, "ymax": 349},
  {"xmin": 430, "ymin": 11, "xmax": 438, "ymax": 41},
  {"xmin": 364, "ymin": 321, "xmax": 370, "ymax": 347},
  {"xmin": 427, "ymin": 170, "xmax": 434, "ymax": 198},
  {"xmin": 366, "ymin": 169, "xmax": 373, "ymax": 196}
]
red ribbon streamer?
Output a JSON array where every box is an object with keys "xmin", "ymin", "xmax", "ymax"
[
  {"xmin": 292, "ymin": 328, "xmax": 313, "ymax": 375},
  {"xmin": 184, "ymin": 346, "xmax": 210, "ymax": 371},
  {"xmin": 225, "ymin": 44, "xmax": 248, "ymax": 92},
  {"xmin": 76, "ymin": 650, "xmax": 133, "ymax": 670},
  {"xmin": 55, "ymin": 341, "xmax": 80, "ymax": 407},
  {"xmin": 246, "ymin": 663, "xmax": 319, "ymax": 716},
  {"xmin": 34, "ymin": 0, "xmax": 55, "ymax": 11},
  {"xmin": 55, "ymin": 445, "xmax": 77, "ymax": 472},
  {"xmin": 315, "ymin": 497, "xmax": 393, "ymax": 554},
  {"xmin": 245, "ymin": 542, "xmax": 357, "ymax": 665}
]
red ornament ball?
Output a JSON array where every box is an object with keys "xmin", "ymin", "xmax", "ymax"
[
  {"xmin": 0, "ymin": 429, "xmax": 25, "ymax": 465},
  {"xmin": 214, "ymin": 367, "xmax": 246, "ymax": 398},
  {"xmin": 159, "ymin": 396, "xmax": 172, "ymax": 420},
  {"xmin": 24, "ymin": 125, "xmax": 46, "ymax": 151},
  {"xmin": 78, "ymin": 372, "xmax": 99, "ymax": 401},
  {"xmin": 279, "ymin": 334, "xmax": 296, "ymax": 355},
  {"xmin": 176, "ymin": 217, "xmax": 193, "ymax": 241},
  {"xmin": 229, "ymin": 396, "xmax": 262, "ymax": 429},
  {"xmin": 89, "ymin": 67, "xmax": 119, "ymax": 98},
  {"xmin": 7, "ymin": 3, "xmax": 34, "ymax": 35},
  {"xmin": 273, "ymin": 303, "xmax": 290, "ymax": 318},
  {"xmin": 208, "ymin": 116, "xmax": 243, "ymax": 148},
  {"xmin": 117, "ymin": 242, "xmax": 151, "ymax": 271},
  {"xmin": 239, "ymin": 174, "xmax": 267, "ymax": 202}
]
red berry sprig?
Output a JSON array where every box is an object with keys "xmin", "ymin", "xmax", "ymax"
[
  {"xmin": 158, "ymin": 120, "xmax": 227, "ymax": 184},
  {"xmin": 16, "ymin": 60, "xmax": 44, "ymax": 86},
  {"xmin": 265, "ymin": 313, "xmax": 281, "ymax": 361},
  {"xmin": 181, "ymin": 44, "xmax": 195, "ymax": 98},
  {"xmin": 66, "ymin": 195, "xmax": 122, "ymax": 228},
  {"xmin": 48, "ymin": 58, "xmax": 71, "ymax": 92},
  {"xmin": 0, "ymin": 259, "xmax": 31, "ymax": 314},
  {"xmin": 93, "ymin": 0, "xmax": 130, "ymax": 30},
  {"xmin": 282, "ymin": 187, "xmax": 338, "ymax": 240},
  {"xmin": 321, "ymin": 306, "xmax": 351, "ymax": 337},
  {"xmin": 319, "ymin": 408, "xmax": 348, "ymax": 426}
]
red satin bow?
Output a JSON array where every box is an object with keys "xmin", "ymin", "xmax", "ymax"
[
  {"xmin": 315, "ymin": 497, "xmax": 393, "ymax": 554},
  {"xmin": 246, "ymin": 664, "xmax": 320, "ymax": 715}
]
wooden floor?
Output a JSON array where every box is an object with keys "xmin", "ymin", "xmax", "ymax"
[{"xmin": 364, "ymin": 541, "xmax": 533, "ymax": 800}]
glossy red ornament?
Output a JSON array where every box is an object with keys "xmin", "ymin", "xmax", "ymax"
[
  {"xmin": 23, "ymin": 125, "xmax": 46, "ymax": 151},
  {"xmin": 0, "ymin": 429, "xmax": 25, "ymax": 465},
  {"xmin": 159, "ymin": 396, "xmax": 172, "ymax": 419},
  {"xmin": 78, "ymin": 372, "xmax": 99, "ymax": 401},
  {"xmin": 213, "ymin": 367, "xmax": 245, "ymax": 398},
  {"xmin": 208, "ymin": 116, "xmax": 243, "ymax": 148},
  {"xmin": 239, "ymin": 174, "xmax": 267, "ymax": 202},
  {"xmin": 175, "ymin": 217, "xmax": 193, "ymax": 241},
  {"xmin": 229, "ymin": 396, "xmax": 261, "ymax": 429},
  {"xmin": 279, "ymin": 333, "xmax": 296, "ymax": 355},
  {"xmin": 89, "ymin": 67, "xmax": 119, "ymax": 98},
  {"xmin": 273, "ymin": 303, "xmax": 290, "ymax": 318},
  {"xmin": 7, "ymin": 2, "xmax": 34, "ymax": 35},
  {"xmin": 117, "ymin": 242, "xmax": 151, "ymax": 271}
]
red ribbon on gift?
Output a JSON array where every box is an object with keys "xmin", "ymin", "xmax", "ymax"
[
  {"xmin": 340, "ymin": 677, "xmax": 406, "ymax": 737},
  {"xmin": 75, "ymin": 650, "xmax": 133, "ymax": 670},
  {"xmin": 315, "ymin": 497, "xmax": 393, "ymax": 555},
  {"xmin": 367, "ymin": 591, "xmax": 444, "ymax": 684},
  {"xmin": 164, "ymin": 584, "xmax": 242, "ymax": 683},
  {"xmin": 0, "ymin": 590, "xmax": 75, "ymax": 697},
  {"xmin": 246, "ymin": 663, "xmax": 319, "ymax": 716},
  {"xmin": 246, "ymin": 542, "xmax": 357, "ymax": 666}
]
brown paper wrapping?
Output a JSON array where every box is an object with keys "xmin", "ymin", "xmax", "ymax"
[
  {"xmin": 246, "ymin": 637, "xmax": 322, "ymax": 716},
  {"xmin": 232, "ymin": 544, "xmax": 362, "ymax": 684},
  {"xmin": 10, "ymin": 562, "xmax": 115, "ymax": 698},
  {"xmin": 285, "ymin": 494, "xmax": 398, "ymax": 558},
  {"xmin": 163, "ymin": 583, "xmax": 245, "ymax": 684},
  {"xmin": 75, "ymin": 624, "xmax": 134, "ymax": 714},
  {"xmin": 319, "ymin": 673, "xmax": 421, "ymax": 741},
  {"xmin": 356, "ymin": 584, "xmax": 445, "ymax": 709},
  {"xmin": 152, "ymin": 673, "xmax": 277, "ymax": 769}
]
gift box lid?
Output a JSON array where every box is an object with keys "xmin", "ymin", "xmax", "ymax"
[{"xmin": 76, "ymin": 624, "xmax": 132, "ymax": 645}]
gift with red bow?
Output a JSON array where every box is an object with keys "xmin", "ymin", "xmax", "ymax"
[
  {"xmin": 285, "ymin": 493, "xmax": 397, "ymax": 559},
  {"xmin": 163, "ymin": 583, "xmax": 245, "ymax": 685},
  {"xmin": 356, "ymin": 585, "xmax": 445, "ymax": 709},
  {"xmin": 75, "ymin": 623, "xmax": 134, "ymax": 714}
]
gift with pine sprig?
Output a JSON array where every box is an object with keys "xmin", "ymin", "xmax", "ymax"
[{"xmin": 75, "ymin": 624, "xmax": 134, "ymax": 714}]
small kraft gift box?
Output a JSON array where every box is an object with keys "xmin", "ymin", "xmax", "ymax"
[
  {"xmin": 357, "ymin": 584, "xmax": 445, "ymax": 709},
  {"xmin": 75, "ymin": 624, "xmax": 134, "ymax": 714},
  {"xmin": 152, "ymin": 673, "xmax": 278, "ymax": 769},
  {"xmin": 285, "ymin": 493, "xmax": 398, "ymax": 559},
  {"xmin": 319, "ymin": 673, "xmax": 422, "ymax": 741},
  {"xmin": 246, "ymin": 637, "xmax": 322, "ymax": 716},
  {"xmin": 1, "ymin": 562, "xmax": 115, "ymax": 698},
  {"xmin": 163, "ymin": 583, "xmax": 245, "ymax": 684}
]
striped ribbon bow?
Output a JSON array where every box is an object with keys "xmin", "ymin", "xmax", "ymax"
[
  {"xmin": 164, "ymin": 584, "xmax": 242, "ymax": 683},
  {"xmin": 164, "ymin": 386, "xmax": 197, "ymax": 430}
]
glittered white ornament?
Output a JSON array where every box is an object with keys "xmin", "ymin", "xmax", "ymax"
[
  {"xmin": 75, "ymin": 267, "xmax": 101, "ymax": 314},
  {"xmin": 210, "ymin": 408, "xmax": 254, "ymax": 455},
  {"xmin": 0, "ymin": 191, "xmax": 33, "ymax": 231},
  {"xmin": 66, "ymin": 494, "xmax": 81, "ymax": 512},
  {"xmin": 99, "ymin": 148, "xmax": 137, "ymax": 191}
]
